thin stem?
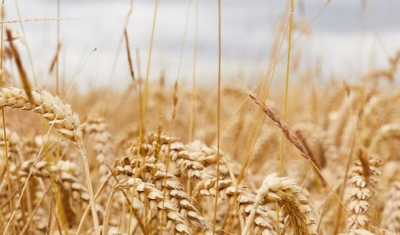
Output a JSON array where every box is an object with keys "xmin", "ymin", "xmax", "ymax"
[
  {"xmin": 279, "ymin": 0, "xmax": 294, "ymax": 177},
  {"xmin": 56, "ymin": 0, "xmax": 60, "ymax": 95},
  {"xmin": 14, "ymin": 0, "xmax": 38, "ymax": 87},
  {"xmin": 189, "ymin": 0, "xmax": 199, "ymax": 142},
  {"xmin": 76, "ymin": 142, "xmax": 100, "ymax": 234},
  {"xmin": 212, "ymin": 0, "xmax": 222, "ymax": 233}
]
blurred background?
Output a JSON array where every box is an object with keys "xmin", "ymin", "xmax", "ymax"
[{"xmin": 3, "ymin": 0, "xmax": 400, "ymax": 91}]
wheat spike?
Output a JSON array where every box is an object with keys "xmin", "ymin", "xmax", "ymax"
[
  {"xmin": 0, "ymin": 87, "xmax": 99, "ymax": 234},
  {"xmin": 243, "ymin": 173, "xmax": 317, "ymax": 235},
  {"xmin": 381, "ymin": 181, "xmax": 400, "ymax": 232},
  {"xmin": 346, "ymin": 158, "xmax": 381, "ymax": 232}
]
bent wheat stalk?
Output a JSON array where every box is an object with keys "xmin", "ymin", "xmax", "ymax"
[
  {"xmin": 0, "ymin": 87, "xmax": 99, "ymax": 234},
  {"xmin": 247, "ymin": 91, "xmax": 349, "ymax": 213}
]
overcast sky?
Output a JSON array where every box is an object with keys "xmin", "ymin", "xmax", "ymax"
[{"xmin": 3, "ymin": 0, "xmax": 400, "ymax": 90}]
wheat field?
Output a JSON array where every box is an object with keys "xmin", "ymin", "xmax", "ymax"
[{"xmin": 1, "ymin": 1, "xmax": 400, "ymax": 235}]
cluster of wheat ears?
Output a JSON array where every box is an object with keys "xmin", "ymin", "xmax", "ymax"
[{"xmin": 0, "ymin": 60, "xmax": 400, "ymax": 235}]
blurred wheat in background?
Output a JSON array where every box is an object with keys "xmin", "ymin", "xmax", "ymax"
[{"xmin": 1, "ymin": 0, "xmax": 400, "ymax": 235}]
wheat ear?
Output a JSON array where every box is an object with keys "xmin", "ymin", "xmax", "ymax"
[
  {"xmin": 0, "ymin": 87, "xmax": 99, "ymax": 234},
  {"xmin": 243, "ymin": 173, "xmax": 316, "ymax": 235},
  {"xmin": 114, "ymin": 155, "xmax": 207, "ymax": 233},
  {"xmin": 368, "ymin": 123, "xmax": 400, "ymax": 154},
  {"xmin": 382, "ymin": 181, "xmax": 400, "ymax": 232},
  {"xmin": 83, "ymin": 116, "xmax": 115, "ymax": 190},
  {"xmin": 346, "ymin": 158, "xmax": 381, "ymax": 232},
  {"xmin": 17, "ymin": 160, "xmax": 90, "ymax": 203}
]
